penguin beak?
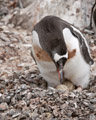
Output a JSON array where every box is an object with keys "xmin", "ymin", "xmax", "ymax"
[
  {"xmin": 57, "ymin": 67, "xmax": 64, "ymax": 84},
  {"xmin": 55, "ymin": 58, "xmax": 67, "ymax": 84}
]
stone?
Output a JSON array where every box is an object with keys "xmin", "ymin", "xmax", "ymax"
[
  {"xmin": 18, "ymin": 114, "xmax": 27, "ymax": 120},
  {"xmin": 7, "ymin": 109, "xmax": 16, "ymax": 116},
  {"xmin": 16, "ymin": 100, "xmax": 27, "ymax": 109},
  {"xmin": 83, "ymin": 101, "xmax": 89, "ymax": 107},
  {"xmin": 0, "ymin": 102, "xmax": 8, "ymax": 111},
  {"xmin": 89, "ymin": 114, "xmax": 96, "ymax": 120},
  {"xmin": 5, "ymin": 95, "xmax": 11, "ymax": 104},
  {"xmin": 86, "ymin": 93, "xmax": 96, "ymax": 99},
  {"xmin": 12, "ymin": 112, "xmax": 21, "ymax": 118},
  {"xmin": 90, "ymin": 98, "xmax": 96, "ymax": 103},
  {"xmin": 0, "ymin": 95, "xmax": 4, "ymax": 103},
  {"xmin": 31, "ymin": 109, "xmax": 38, "ymax": 118},
  {"xmin": 69, "ymin": 92, "xmax": 76, "ymax": 98},
  {"xmin": 27, "ymin": 92, "xmax": 32, "ymax": 99},
  {"xmin": 45, "ymin": 112, "xmax": 53, "ymax": 118},
  {"xmin": 21, "ymin": 84, "xmax": 28, "ymax": 90}
]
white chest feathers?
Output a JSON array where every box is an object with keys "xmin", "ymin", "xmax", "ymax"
[{"xmin": 63, "ymin": 28, "xmax": 90, "ymax": 88}]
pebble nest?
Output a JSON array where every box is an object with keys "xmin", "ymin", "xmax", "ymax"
[{"xmin": 0, "ymin": 72, "xmax": 96, "ymax": 120}]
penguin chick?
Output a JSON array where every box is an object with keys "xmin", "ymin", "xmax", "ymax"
[{"xmin": 32, "ymin": 15, "xmax": 94, "ymax": 89}]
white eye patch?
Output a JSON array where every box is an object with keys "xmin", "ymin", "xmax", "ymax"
[{"xmin": 54, "ymin": 52, "xmax": 68, "ymax": 62}]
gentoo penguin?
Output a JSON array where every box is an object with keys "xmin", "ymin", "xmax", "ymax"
[
  {"xmin": 87, "ymin": 1, "xmax": 96, "ymax": 32},
  {"xmin": 32, "ymin": 15, "xmax": 94, "ymax": 89}
]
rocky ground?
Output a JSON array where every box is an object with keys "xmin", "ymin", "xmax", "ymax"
[{"xmin": 0, "ymin": 1, "xmax": 96, "ymax": 120}]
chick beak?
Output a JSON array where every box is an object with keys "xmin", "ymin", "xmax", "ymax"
[{"xmin": 57, "ymin": 67, "xmax": 64, "ymax": 84}]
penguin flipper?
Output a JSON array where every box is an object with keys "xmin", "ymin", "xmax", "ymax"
[{"xmin": 71, "ymin": 28, "xmax": 94, "ymax": 65}]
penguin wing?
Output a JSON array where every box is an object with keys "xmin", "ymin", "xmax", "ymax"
[{"xmin": 70, "ymin": 27, "xmax": 94, "ymax": 65}]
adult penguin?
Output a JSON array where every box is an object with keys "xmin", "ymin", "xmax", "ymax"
[{"xmin": 32, "ymin": 15, "xmax": 94, "ymax": 89}]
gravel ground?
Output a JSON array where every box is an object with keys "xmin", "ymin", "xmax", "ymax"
[{"xmin": 0, "ymin": 2, "xmax": 96, "ymax": 120}]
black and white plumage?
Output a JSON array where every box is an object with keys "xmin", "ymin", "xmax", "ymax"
[{"xmin": 32, "ymin": 15, "xmax": 94, "ymax": 88}]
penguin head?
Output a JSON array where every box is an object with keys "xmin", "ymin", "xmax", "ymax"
[
  {"xmin": 54, "ymin": 55, "xmax": 67, "ymax": 84},
  {"xmin": 50, "ymin": 47, "xmax": 68, "ymax": 84}
]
